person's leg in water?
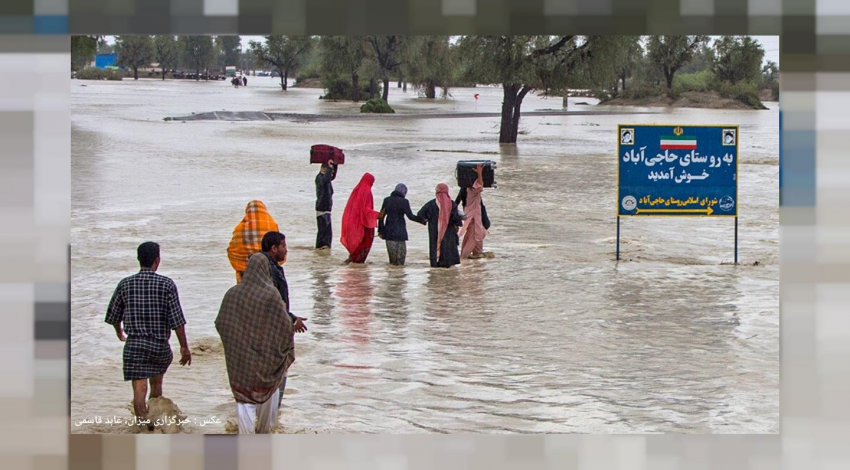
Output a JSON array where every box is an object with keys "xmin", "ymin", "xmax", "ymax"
[
  {"xmin": 149, "ymin": 374, "xmax": 163, "ymax": 399},
  {"xmin": 316, "ymin": 213, "xmax": 332, "ymax": 249},
  {"xmin": 132, "ymin": 379, "xmax": 148, "ymax": 419}
]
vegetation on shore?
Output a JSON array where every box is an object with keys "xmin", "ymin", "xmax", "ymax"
[{"xmin": 72, "ymin": 35, "xmax": 779, "ymax": 143}]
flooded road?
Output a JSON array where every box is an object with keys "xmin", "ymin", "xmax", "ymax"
[{"xmin": 72, "ymin": 77, "xmax": 778, "ymax": 433}]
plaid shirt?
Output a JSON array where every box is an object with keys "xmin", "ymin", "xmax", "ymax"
[{"xmin": 105, "ymin": 269, "xmax": 186, "ymax": 341}]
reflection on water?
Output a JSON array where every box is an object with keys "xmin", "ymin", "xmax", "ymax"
[{"xmin": 71, "ymin": 77, "xmax": 778, "ymax": 433}]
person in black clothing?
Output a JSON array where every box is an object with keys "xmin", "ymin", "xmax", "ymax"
[
  {"xmin": 455, "ymin": 187, "xmax": 491, "ymax": 230},
  {"xmin": 315, "ymin": 159, "xmax": 338, "ymax": 249},
  {"xmin": 377, "ymin": 183, "xmax": 423, "ymax": 266},
  {"xmin": 243, "ymin": 76, "xmax": 248, "ymax": 86},
  {"xmin": 417, "ymin": 183, "xmax": 463, "ymax": 268},
  {"xmin": 260, "ymin": 231, "xmax": 308, "ymax": 407}
]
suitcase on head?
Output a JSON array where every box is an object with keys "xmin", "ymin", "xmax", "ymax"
[
  {"xmin": 456, "ymin": 160, "xmax": 496, "ymax": 188},
  {"xmin": 310, "ymin": 145, "xmax": 345, "ymax": 165}
]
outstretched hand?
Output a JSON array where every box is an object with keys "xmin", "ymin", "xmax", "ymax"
[{"xmin": 293, "ymin": 317, "xmax": 308, "ymax": 333}]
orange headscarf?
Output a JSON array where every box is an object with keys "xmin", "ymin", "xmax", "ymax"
[
  {"xmin": 227, "ymin": 200, "xmax": 279, "ymax": 282},
  {"xmin": 341, "ymin": 173, "xmax": 379, "ymax": 254}
]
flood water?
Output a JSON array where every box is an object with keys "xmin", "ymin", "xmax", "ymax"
[{"xmin": 71, "ymin": 76, "xmax": 778, "ymax": 433}]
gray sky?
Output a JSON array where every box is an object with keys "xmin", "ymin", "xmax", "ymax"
[{"xmin": 107, "ymin": 35, "xmax": 780, "ymax": 67}]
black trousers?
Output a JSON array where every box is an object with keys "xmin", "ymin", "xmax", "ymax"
[{"xmin": 316, "ymin": 213, "xmax": 332, "ymax": 248}]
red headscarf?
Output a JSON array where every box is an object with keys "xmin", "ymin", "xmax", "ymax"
[
  {"xmin": 435, "ymin": 183, "xmax": 452, "ymax": 261},
  {"xmin": 341, "ymin": 173, "xmax": 379, "ymax": 254}
]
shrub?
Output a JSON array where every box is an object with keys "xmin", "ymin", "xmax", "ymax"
[
  {"xmin": 619, "ymin": 84, "xmax": 666, "ymax": 100},
  {"xmin": 718, "ymin": 80, "xmax": 767, "ymax": 109},
  {"xmin": 319, "ymin": 75, "xmax": 374, "ymax": 101},
  {"xmin": 673, "ymin": 70, "xmax": 716, "ymax": 94},
  {"xmin": 75, "ymin": 67, "xmax": 127, "ymax": 81},
  {"xmin": 359, "ymin": 98, "xmax": 395, "ymax": 114}
]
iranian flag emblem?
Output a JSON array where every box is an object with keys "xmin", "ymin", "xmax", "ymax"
[{"xmin": 660, "ymin": 134, "xmax": 697, "ymax": 150}]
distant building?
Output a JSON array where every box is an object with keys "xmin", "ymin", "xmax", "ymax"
[{"xmin": 95, "ymin": 53, "xmax": 118, "ymax": 69}]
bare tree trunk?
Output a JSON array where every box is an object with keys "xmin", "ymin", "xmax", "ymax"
[
  {"xmin": 382, "ymin": 78, "xmax": 390, "ymax": 102},
  {"xmin": 196, "ymin": 67, "xmax": 200, "ymax": 81},
  {"xmin": 425, "ymin": 81, "xmax": 436, "ymax": 99},
  {"xmin": 352, "ymin": 73, "xmax": 360, "ymax": 102},
  {"xmin": 665, "ymin": 69, "xmax": 674, "ymax": 90},
  {"xmin": 403, "ymin": 81, "xmax": 407, "ymax": 93},
  {"xmin": 397, "ymin": 78, "xmax": 402, "ymax": 88},
  {"xmin": 621, "ymin": 70, "xmax": 627, "ymax": 92},
  {"xmin": 499, "ymin": 84, "xmax": 518, "ymax": 144},
  {"xmin": 562, "ymin": 94, "xmax": 569, "ymax": 108},
  {"xmin": 280, "ymin": 68, "xmax": 287, "ymax": 90},
  {"xmin": 162, "ymin": 67, "xmax": 166, "ymax": 80},
  {"xmin": 133, "ymin": 66, "xmax": 139, "ymax": 80}
]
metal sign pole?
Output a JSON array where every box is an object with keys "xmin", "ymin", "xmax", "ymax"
[
  {"xmin": 616, "ymin": 216, "xmax": 620, "ymax": 261},
  {"xmin": 735, "ymin": 215, "xmax": 738, "ymax": 264}
]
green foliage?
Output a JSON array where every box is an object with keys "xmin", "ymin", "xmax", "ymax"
[
  {"xmin": 679, "ymin": 44, "xmax": 714, "ymax": 74},
  {"xmin": 673, "ymin": 70, "xmax": 717, "ymax": 93},
  {"xmin": 712, "ymin": 36, "xmax": 765, "ymax": 84},
  {"xmin": 402, "ymin": 36, "xmax": 454, "ymax": 98},
  {"xmin": 178, "ymin": 36, "xmax": 215, "ymax": 75},
  {"xmin": 761, "ymin": 60, "xmax": 779, "ymax": 100},
  {"xmin": 319, "ymin": 74, "xmax": 374, "ymax": 100},
  {"xmin": 152, "ymin": 36, "xmax": 178, "ymax": 76},
  {"xmin": 217, "ymin": 36, "xmax": 241, "ymax": 67},
  {"xmin": 616, "ymin": 84, "xmax": 667, "ymax": 101},
  {"xmin": 647, "ymin": 36, "xmax": 710, "ymax": 89},
  {"xmin": 74, "ymin": 67, "xmax": 127, "ymax": 81},
  {"xmin": 71, "ymin": 36, "xmax": 98, "ymax": 71},
  {"xmin": 359, "ymin": 98, "xmax": 395, "ymax": 113},
  {"xmin": 250, "ymin": 36, "xmax": 313, "ymax": 90},
  {"xmin": 718, "ymin": 81, "xmax": 767, "ymax": 109}
]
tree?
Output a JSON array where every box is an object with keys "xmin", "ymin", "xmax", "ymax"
[
  {"xmin": 152, "ymin": 36, "xmax": 178, "ymax": 80},
  {"xmin": 366, "ymin": 36, "xmax": 411, "ymax": 103},
  {"xmin": 679, "ymin": 43, "xmax": 713, "ymax": 75},
  {"xmin": 71, "ymin": 35, "xmax": 98, "ymax": 71},
  {"xmin": 217, "ymin": 36, "xmax": 241, "ymax": 69},
  {"xmin": 250, "ymin": 36, "xmax": 313, "ymax": 90},
  {"xmin": 115, "ymin": 36, "xmax": 153, "ymax": 80},
  {"xmin": 319, "ymin": 36, "xmax": 368, "ymax": 102},
  {"xmin": 179, "ymin": 36, "xmax": 215, "ymax": 81},
  {"xmin": 459, "ymin": 36, "xmax": 628, "ymax": 144},
  {"xmin": 404, "ymin": 36, "xmax": 453, "ymax": 99},
  {"xmin": 712, "ymin": 36, "xmax": 765, "ymax": 85},
  {"xmin": 97, "ymin": 37, "xmax": 114, "ymax": 55},
  {"xmin": 761, "ymin": 60, "xmax": 779, "ymax": 100},
  {"xmin": 647, "ymin": 35, "xmax": 709, "ymax": 90},
  {"xmin": 614, "ymin": 37, "xmax": 643, "ymax": 95}
]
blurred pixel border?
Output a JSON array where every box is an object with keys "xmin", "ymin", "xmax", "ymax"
[{"xmin": 4, "ymin": 0, "xmax": 835, "ymax": 467}]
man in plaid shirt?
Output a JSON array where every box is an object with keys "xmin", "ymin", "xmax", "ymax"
[{"xmin": 105, "ymin": 242, "xmax": 191, "ymax": 420}]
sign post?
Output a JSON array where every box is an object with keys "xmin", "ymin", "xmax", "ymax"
[{"xmin": 617, "ymin": 124, "xmax": 739, "ymax": 263}]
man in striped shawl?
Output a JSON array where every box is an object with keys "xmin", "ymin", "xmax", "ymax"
[{"xmin": 215, "ymin": 252, "xmax": 295, "ymax": 433}]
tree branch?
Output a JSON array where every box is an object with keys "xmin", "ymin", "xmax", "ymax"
[{"xmin": 532, "ymin": 36, "xmax": 575, "ymax": 58}]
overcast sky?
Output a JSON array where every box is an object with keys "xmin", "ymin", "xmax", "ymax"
[{"xmin": 107, "ymin": 35, "xmax": 779, "ymax": 67}]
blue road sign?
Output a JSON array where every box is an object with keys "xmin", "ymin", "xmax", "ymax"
[{"xmin": 618, "ymin": 125, "xmax": 738, "ymax": 217}]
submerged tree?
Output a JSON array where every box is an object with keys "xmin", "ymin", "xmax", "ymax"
[
  {"xmin": 179, "ymin": 36, "xmax": 215, "ymax": 81},
  {"xmin": 250, "ymin": 36, "xmax": 313, "ymax": 90},
  {"xmin": 319, "ymin": 36, "xmax": 368, "ymax": 101},
  {"xmin": 366, "ymin": 36, "xmax": 411, "ymax": 103},
  {"xmin": 115, "ymin": 36, "xmax": 153, "ymax": 80},
  {"xmin": 404, "ymin": 36, "xmax": 453, "ymax": 99},
  {"xmin": 459, "ymin": 36, "xmax": 629, "ymax": 144},
  {"xmin": 152, "ymin": 35, "xmax": 178, "ymax": 80},
  {"xmin": 647, "ymin": 35, "xmax": 710, "ymax": 90}
]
